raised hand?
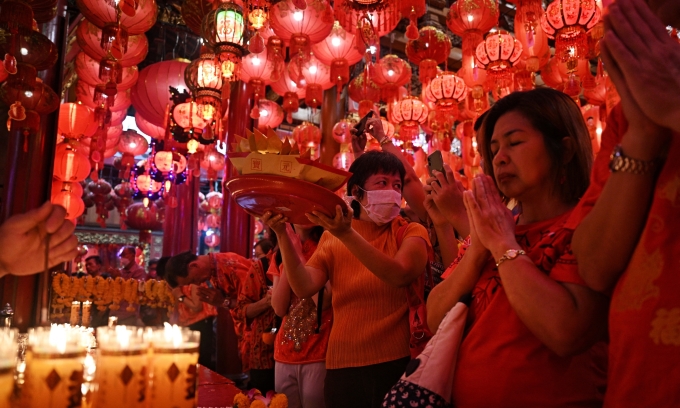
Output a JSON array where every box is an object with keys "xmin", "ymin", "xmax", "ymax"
[
  {"xmin": 424, "ymin": 164, "xmax": 469, "ymax": 236},
  {"xmin": 603, "ymin": 0, "xmax": 680, "ymax": 133},
  {"xmin": 306, "ymin": 205, "xmax": 353, "ymax": 238},
  {"xmin": 261, "ymin": 211, "xmax": 289, "ymax": 236},
  {"xmin": 196, "ymin": 286, "xmax": 226, "ymax": 307},
  {"xmin": 463, "ymin": 175, "xmax": 517, "ymax": 260},
  {"xmin": 0, "ymin": 202, "xmax": 78, "ymax": 277}
]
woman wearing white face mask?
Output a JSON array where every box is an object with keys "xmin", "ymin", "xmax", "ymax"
[{"xmin": 262, "ymin": 150, "xmax": 431, "ymax": 408}]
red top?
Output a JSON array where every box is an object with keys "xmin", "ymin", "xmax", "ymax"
[
  {"xmin": 568, "ymin": 104, "xmax": 680, "ymax": 407},
  {"xmin": 271, "ymin": 239, "xmax": 332, "ymax": 364},
  {"xmin": 177, "ymin": 284, "xmax": 218, "ymax": 327},
  {"xmin": 209, "ymin": 252, "xmax": 252, "ymax": 338},
  {"xmin": 444, "ymin": 211, "xmax": 607, "ymax": 408}
]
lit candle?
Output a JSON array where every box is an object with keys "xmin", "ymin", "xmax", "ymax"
[
  {"xmin": 23, "ymin": 325, "xmax": 86, "ymax": 408},
  {"xmin": 0, "ymin": 328, "xmax": 18, "ymax": 407},
  {"xmin": 81, "ymin": 302, "xmax": 92, "ymax": 327},
  {"xmin": 148, "ymin": 324, "xmax": 200, "ymax": 408},
  {"xmin": 93, "ymin": 326, "xmax": 149, "ymax": 408},
  {"xmin": 70, "ymin": 302, "xmax": 81, "ymax": 326}
]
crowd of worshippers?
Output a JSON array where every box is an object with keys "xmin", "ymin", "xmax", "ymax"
[{"xmin": 0, "ymin": 0, "xmax": 677, "ymax": 406}]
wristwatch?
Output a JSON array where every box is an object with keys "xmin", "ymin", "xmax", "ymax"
[
  {"xmin": 221, "ymin": 298, "xmax": 231, "ymax": 309},
  {"xmin": 609, "ymin": 145, "xmax": 660, "ymax": 175},
  {"xmin": 496, "ymin": 249, "xmax": 527, "ymax": 267}
]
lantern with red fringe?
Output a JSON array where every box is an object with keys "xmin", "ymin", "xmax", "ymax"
[
  {"xmin": 58, "ymin": 103, "xmax": 98, "ymax": 142},
  {"xmin": 53, "ymin": 143, "xmax": 91, "ymax": 182},
  {"xmin": 131, "ymin": 60, "xmax": 188, "ymax": 128},
  {"xmin": 475, "ymin": 31, "xmax": 523, "ymax": 98},
  {"xmin": 76, "ymin": 19, "xmax": 149, "ymax": 67},
  {"xmin": 514, "ymin": 0, "xmax": 550, "ymax": 73},
  {"xmin": 293, "ymin": 122, "xmax": 321, "ymax": 158},
  {"xmin": 125, "ymin": 201, "xmax": 162, "ymax": 243},
  {"xmin": 312, "ymin": 21, "xmax": 364, "ymax": 95},
  {"xmin": 425, "ymin": 71, "xmax": 467, "ymax": 113},
  {"xmin": 255, "ymin": 99, "xmax": 284, "ymax": 131},
  {"xmin": 369, "ymin": 55, "xmax": 411, "ymax": 103},
  {"xmin": 347, "ymin": 72, "xmax": 380, "ymax": 118},
  {"xmin": 390, "ymin": 96, "xmax": 428, "ymax": 141},
  {"xmin": 240, "ymin": 49, "xmax": 274, "ymax": 119},
  {"xmin": 271, "ymin": 67, "xmax": 305, "ymax": 123},
  {"xmin": 202, "ymin": 0, "xmax": 246, "ymax": 81},
  {"xmin": 334, "ymin": 0, "xmax": 400, "ymax": 52},
  {"xmin": 117, "ymin": 130, "xmax": 149, "ymax": 178},
  {"xmin": 405, "ymin": 26, "xmax": 451, "ymax": 85},
  {"xmin": 301, "ymin": 54, "xmax": 332, "ymax": 109},
  {"xmin": 399, "ymin": 0, "xmax": 426, "ymax": 40},
  {"xmin": 185, "ymin": 51, "xmax": 224, "ymax": 123},
  {"xmin": 88, "ymin": 179, "xmax": 113, "ymax": 227},
  {"xmin": 200, "ymin": 145, "xmax": 226, "ymax": 182},
  {"xmin": 113, "ymin": 181, "xmax": 135, "ymax": 228},
  {"xmin": 269, "ymin": 0, "xmax": 333, "ymax": 59}
]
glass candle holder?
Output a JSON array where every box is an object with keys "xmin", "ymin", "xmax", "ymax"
[
  {"xmin": 24, "ymin": 326, "xmax": 86, "ymax": 408},
  {"xmin": 0, "ymin": 328, "xmax": 18, "ymax": 406},
  {"xmin": 148, "ymin": 324, "xmax": 200, "ymax": 408},
  {"xmin": 93, "ymin": 326, "xmax": 149, "ymax": 408}
]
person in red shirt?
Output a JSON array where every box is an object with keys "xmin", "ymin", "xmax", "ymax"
[
  {"xmin": 426, "ymin": 88, "xmax": 609, "ymax": 407},
  {"xmin": 571, "ymin": 0, "xmax": 680, "ymax": 405},
  {"xmin": 262, "ymin": 222, "xmax": 331, "ymax": 408}
]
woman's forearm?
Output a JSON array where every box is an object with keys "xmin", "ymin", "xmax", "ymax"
[
  {"xmin": 498, "ymin": 256, "xmax": 609, "ymax": 356},
  {"xmin": 245, "ymin": 298, "xmax": 270, "ymax": 319},
  {"xmin": 271, "ymin": 274, "xmax": 291, "ymax": 317},
  {"xmin": 278, "ymin": 230, "xmax": 326, "ymax": 299},
  {"xmin": 426, "ymin": 246, "xmax": 487, "ymax": 331},
  {"xmin": 433, "ymin": 223, "xmax": 458, "ymax": 268},
  {"xmin": 573, "ymin": 129, "xmax": 668, "ymax": 292}
]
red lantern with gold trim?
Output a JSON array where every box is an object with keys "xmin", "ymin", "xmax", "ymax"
[
  {"xmin": 312, "ymin": 21, "xmax": 364, "ymax": 94},
  {"xmin": 255, "ymin": 99, "xmax": 284, "ymax": 131},
  {"xmin": 271, "ymin": 66, "xmax": 305, "ymax": 123},
  {"xmin": 369, "ymin": 55, "xmax": 412, "ymax": 103},
  {"xmin": 405, "ymin": 26, "xmax": 451, "ymax": 85},
  {"xmin": 389, "ymin": 96, "xmax": 428, "ymax": 141},
  {"xmin": 347, "ymin": 72, "xmax": 380, "ymax": 118}
]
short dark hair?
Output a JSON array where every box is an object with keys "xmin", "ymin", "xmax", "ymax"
[
  {"xmin": 479, "ymin": 88, "xmax": 592, "ymax": 204},
  {"xmin": 156, "ymin": 256, "xmax": 170, "ymax": 279},
  {"xmin": 121, "ymin": 246, "xmax": 136, "ymax": 257},
  {"xmin": 346, "ymin": 150, "xmax": 406, "ymax": 217},
  {"xmin": 255, "ymin": 239, "xmax": 274, "ymax": 255},
  {"xmin": 85, "ymin": 256, "xmax": 102, "ymax": 265},
  {"xmin": 148, "ymin": 258, "xmax": 159, "ymax": 267},
  {"xmin": 164, "ymin": 251, "xmax": 197, "ymax": 288}
]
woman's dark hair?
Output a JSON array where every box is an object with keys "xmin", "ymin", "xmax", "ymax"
[
  {"xmin": 155, "ymin": 256, "xmax": 170, "ymax": 279},
  {"xmin": 274, "ymin": 226, "xmax": 324, "ymax": 268},
  {"xmin": 85, "ymin": 255, "xmax": 102, "ymax": 265},
  {"xmin": 255, "ymin": 239, "xmax": 274, "ymax": 255},
  {"xmin": 164, "ymin": 251, "xmax": 197, "ymax": 288},
  {"xmin": 478, "ymin": 88, "xmax": 592, "ymax": 205},
  {"xmin": 346, "ymin": 150, "xmax": 406, "ymax": 217}
]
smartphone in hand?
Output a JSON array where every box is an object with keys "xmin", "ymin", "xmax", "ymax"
[
  {"xmin": 353, "ymin": 111, "xmax": 375, "ymax": 136},
  {"xmin": 428, "ymin": 150, "xmax": 444, "ymax": 177}
]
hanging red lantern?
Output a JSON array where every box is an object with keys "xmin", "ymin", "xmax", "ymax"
[
  {"xmin": 75, "ymin": 52, "xmax": 139, "ymax": 91},
  {"xmin": 301, "ymin": 54, "xmax": 332, "ymax": 109},
  {"xmin": 206, "ymin": 191, "xmax": 223, "ymax": 211},
  {"xmin": 131, "ymin": 161, "xmax": 163, "ymax": 198},
  {"xmin": 514, "ymin": 0, "xmax": 550, "ymax": 72},
  {"xmin": 76, "ymin": 0, "xmax": 158, "ymax": 34},
  {"xmin": 76, "ymin": 19, "xmax": 149, "ymax": 67},
  {"xmin": 255, "ymin": 99, "xmax": 284, "ymax": 131},
  {"xmin": 332, "ymin": 118, "xmax": 356, "ymax": 144},
  {"xmin": 390, "ymin": 96, "xmax": 428, "ymax": 141},
  {"xmin": 347, "ymin": 72, "xmax": 380, "ymax": 118},
  {"xmin": 131, "ymin": 60, "xmax": 188, "ymax": 127},
  {"xmin": 334, "ymin": 0, "xmax": 400, "ymax": 47},
  {"xmin": 125, "ymin": 201, "xmax": 162, "ymax": 243},
  {"xmin": 185, "ymin": 51, "xmax": 224, "ymax": 122},
  {"xmin": 425, "ymin": 71, "xmax": 467, "ymax": 112},
  {"xmin": 206, "ymin": 213, "xmax": 221, "ymax": 228},
  {"xmin": 182, "ymin": 0, "xmax": 244, "ymax": 35},
  {"xmin": 293, "ymin": 121, "xmax": 321, "ymax": 149},
  {"xmin": 118, "ymin": 129, "xmax": 149, "ymax": 156},
  {"xmin": 475, "ymin": 31, "xmax": 523, "ymax": 98},
  {"xmin": 51, "ymin": 190, "xmax": 85, "ymax": 221},
  {"xmin": 240, "ymin": 49, "xmax": 274, "ymax": 119},
  {"xmin": 399, "ymin": 0, "xmax": 426, "ymax": 40},
  {"xmin": 204, "ymin": 232, "xmax": 220, "ymax": 248},
  {"xmin": 202, "ymin": 0, "xmax": 246, "ymax": 81},
  {"xmin": 269, "ymin": 0, "xmax": 333, "ymax": 57},
  {"xmin": 172, "ymin": 101, "xmax": 211, "ymax": 133},
  {"xmin": 0, "ymin": 80, "xmax": 59, "ymax": 115},
  {"xmin": 153, "ymin": 150, "xmax": 187, "ymax": 175},
  {"xmin": 541, "ymin": 0, "xmax": 600, "ymax": 70},
  {"xmin": 200, "ymin": 145, "xmax": 226, "ymax": 181},
  {"xmin": 369, "ymin": 55, "xmax": 412, "ymax": 103},
  {"xmin": 405, "ymin": 26, "xmax": 452, "ymax": 85},
  {"xmin": 332, "ymin": 151, "xmax": 354, "ymax": 171},
  {"xmin": 312, "ymin": 21, "xmax": 364, "ymax": 94},
  {"xmin": 135, "ymin": 112, "xmax": 165, "ymax": 139},
  {"xmin": 53, "ymin": 143, "xmax": 91, "ymax": 182},
  {"xmin": 76, "ymin": 81, "xmax": 132, "ymax": 113},
  {"xmin": 52, "ymin": 179, "xmax": 85, "ymax": 199},
  {"xmin": 58, "ymin": 102, "xmax": 98, "ymax": 141},
  {"xmin": 271, "ymin": 66, "xmax": 305, "ymax": 123}
]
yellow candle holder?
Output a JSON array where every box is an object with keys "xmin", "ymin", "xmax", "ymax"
[
  {"xmin": 70, "ymin": 302, "xmax": 81, "ymax": 327},
  {"xmin": 148, "ymin": 325, "xmax": 201, "ymax": 408},
  {"xmin": 24, "ymin": 326, "xmax": 86, "ymax": 408},
  {"xmin": 0, "ymin": 328, "xmax": 18, "ymax": 407},
  {"xmin": 93, "ymin": 326, "xmax": 149, "ymax": 408}
]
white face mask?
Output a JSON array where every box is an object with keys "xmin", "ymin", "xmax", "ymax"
[{"xmin": 347, "ymin": 187, "xmax": 402, "ymax": 225}]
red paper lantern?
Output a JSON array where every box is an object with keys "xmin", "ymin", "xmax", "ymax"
[
  {"xmin": 0, "ymin": 80, "xmax": 59, "ymax": 114},
  {"xmin": 334, "ymin": 0, "xmax": 400, "ymax": 44},
  {"xmin": 541, "ymin": 0, "xmax": 600, "ymax": 69},
  {"xmin": 118, "ymin": 130, "xmax": 149, "ymax": 156},
  {"xmin": 332, "ymin": 151, "xmax": 354, "ymax": 171},
  {"xmin": 135, "ymin": 112, "xmax": 165, "ymax": 139},
  {"xmin": 269, "ymin": 0, "xmax": 333, "ymax": 55},
  {"xmin": 293, "ymin": 122, "xmax": 321, "ymax": 148},
  {"xmin": 172, "ymin": 101, "xmax": 211, "ymax": 132},
  {"xmin": 153, "ymin": 150, "xmax": 187, "ymax": 174},
  {"xmin": 182, "ymin": 0, "xmax": 245, "ymax": 36},
  {"xmin": 53, "ymin": 143, "xmax": 91, "ymax": 182},
  {"xmin": 514, "ymin": 0, "xmax": 550, "ymax": 72},
  {"xmin": 301, "ymin": 54, "xmax": 332, "ymax": 109},
  {"xmin": 75, "ymin": 52, "xmax": 139, "ymax": 91},
  {"xmin": 201, "ymin": 146, "xmax": 226, "ymax": 180},
  {"xmin": 58, "ymin": 103, "xmax": 97, "ymax": 140},
  {"xmin": 76, "ymin": 81, "xmax": 132, "ymax": 112},
  {"xmin": 271, "ymin": 66, "xmax": 305, "ymax": 123},
  {"xmin": 390, "ymin": 96, "xmax": 428, "ymax": 141},
  {"xmin": 312, "ymin": 20, "xmax": 364, "ymax": 93},
  {"xmin": 131, "ymin": 60, "xmax": 188, "ymax": 127},
  {"xmin": 51, "ymin": 190, "xmax": 85, "ymax": 220},
  {"xmin": 405, "ymin": 26, "xmax": 452, "ymax": 85},
  {"xmin": 475, "ymin": 31, "xmax": 523, "ymax": 97},
  {"xmin": 446, "ymin": 0, "xmax": 499, "ymax": 35},
  {"xmin": 201, "ymin": 0, "xmax": 246, "ymax": 81},
  {"xmin": 240, "ymin": 49, "xmax": 274, "ymax": 119},
  {"xmin": 369, "ymin": 55, "xmax": 412, "ymax": 103},
  {"xmin": 204, "ymin": 232, "xmax": 220, "ymax": 248},
  {"xmin": 81, "ymin": 125, "xmax": 123, "ymax": 151},
  {"xmin": 125, "ymin": 201, "xmax": 162, "ymax": 243},
  {"xmin": 185, "ymin": 51, "xmax": 224, "ymax": 121},
  {"xmin": 255, "ymin": 99, "xmax": 284, "ymax": 131},
  {"xmin": 76, "ymin": 19, "xmax": 149, "ymax": 67},
  {"xmin": 76, "ymin": 0, "xmax": 158, "ymax": 34},
  {"xmin": 425, "ymin": 71, "xmax": 467, "ymax": 111},
  {"xmin": 347, "ymin": 72, "xmax": 380, "ymax": 118},
  {"xmin": 332, "ymin": 118, "xmax": 355, "ymax": 144},
  {"xmin": 52, "ymin": 179, "xmax": 85, "ymax": 199}
]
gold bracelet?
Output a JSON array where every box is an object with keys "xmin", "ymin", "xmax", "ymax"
[
  {"xmin": 379, "ymin": 138, "xmax": 391, "ymax": 146},
  {"xmin": 609, "ymin": 145, "xmax": 661, "ymax": 175}
]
